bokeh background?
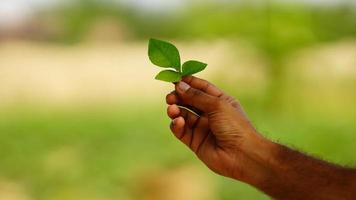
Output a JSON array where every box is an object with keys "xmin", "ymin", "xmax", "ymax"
[{"xmin": 1, "ymin": 0, "xmax": 356, "ymax": 199}]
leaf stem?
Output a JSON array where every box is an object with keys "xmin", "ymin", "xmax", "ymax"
[{"xmin": 177, "ymin": 105, "xmax": 200, "ymax": 117}]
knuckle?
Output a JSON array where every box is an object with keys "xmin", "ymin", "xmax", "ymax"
[
  {"xmin": 190, "ymin": 88, "xmax": 203, "ymax": 97},
  {"xmin": 227, "ymin": 96, "xmax": 237, "ymax": 104},
  {"xmin": 221, "ymin": 95, "xmax": 240, "ymax": 108},
  {"xmin": 212, "ymin": 98, "xmax": 224, "ymax": 109}
]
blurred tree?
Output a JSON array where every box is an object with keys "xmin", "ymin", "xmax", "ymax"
[
  {"xmin": 45, "ymin": 0, "xmax": 356, "ymax": 109},
  {"xmin": 137, "ymin": 1, "xmax": 356, "ymax": 110},
  {"xmin": 47, "ymin": 0, "xmax": 133, "ymax": 43}
]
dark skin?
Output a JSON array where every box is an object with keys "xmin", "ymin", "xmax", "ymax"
[{"xmin": 166, "ymin": 76, "xmax": 356, "ymax": 200}]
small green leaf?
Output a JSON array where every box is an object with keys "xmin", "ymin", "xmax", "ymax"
[
  {"xmin": 148, "ymin": 38, "xmax": 181, "ymax": 71},
  {"xmin": 155, "ymin": 70, "xmax": 182, "ymax": 82},
  {"xmin": 182, "ymin": 60, "xmax": 207, "ymax": 76}
]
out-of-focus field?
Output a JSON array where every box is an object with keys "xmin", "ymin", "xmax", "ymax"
[{"xmin": 0, "ymin": 39, "xmax": 356, "ymax": 200}]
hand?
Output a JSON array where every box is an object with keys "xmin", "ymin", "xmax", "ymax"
[
  {"xmin": 166, "ymin": 76, "xmax": 356, "ymax": 199},
  {"xmin": 166, "ymin": 76, "xmax": 268, "ymax": 181}
]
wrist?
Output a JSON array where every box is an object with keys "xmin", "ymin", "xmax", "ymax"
[
  {"xmin": 243, "ymin": 132, "xmax": 277, "ymax": 165},
  {"xmin": 233, "ymin": 131, "xmax": 278, "ymax": 185}
]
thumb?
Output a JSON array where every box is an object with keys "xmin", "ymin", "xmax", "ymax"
[{"xmin": 175, "ymin": 81, "xmax": 219, "ymax": 113}]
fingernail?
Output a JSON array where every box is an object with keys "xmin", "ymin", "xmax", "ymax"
[
  {"xmin": 172, "ymin": 118, "xmax": 178, "ymax": 125},
  {"xmin": 178, "ymin": 81, "xmax": 190, "ymax": 92}
]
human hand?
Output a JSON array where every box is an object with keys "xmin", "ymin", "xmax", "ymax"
[
  {"xmin": 166, "ymin": 76, "xmax": 356, "ymax": 199},
  {"xmin": 166, "ymin": 76, "xmax": 269, "ymax": 181}
]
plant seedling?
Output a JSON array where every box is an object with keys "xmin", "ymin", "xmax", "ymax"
[{"xmin": 148, "ymin": 38, "xmax": 207, "ymax": 82}]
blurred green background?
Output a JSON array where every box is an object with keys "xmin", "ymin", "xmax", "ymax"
[{"xmin": 0, "ymin": 0, "xmax": 356, "ymax": 199}]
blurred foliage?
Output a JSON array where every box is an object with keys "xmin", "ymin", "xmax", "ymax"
[
  {"xmin": 49, "ymin": 1, "xmax": 356, "ymax": 51},
  {"xmin": 1, "ymin": 1, "xmax": 355, "ymax": 199},
  {"xmin": 46, "ymin": 0, "xmax": 131, "ymax": 44},
  {"xmin": 46, "ymin": 1, "xmax": 356, "ymax": 108},
  {"xmin": 1, "ymin": 99, "xmax": 356, "ymax": 199},
  {"xmin": 170, "ymin": 3, "xmax": 356, "ymax": 58}
]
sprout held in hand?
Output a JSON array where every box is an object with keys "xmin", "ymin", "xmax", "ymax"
[{"xmin": 148, "ymin": 38, "xmax": 207, "ymax": 82}]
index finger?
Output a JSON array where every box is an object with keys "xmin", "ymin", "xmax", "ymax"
[{"xmin": 182, "ymin": 76, "xmax": 224, "ymax": 97}]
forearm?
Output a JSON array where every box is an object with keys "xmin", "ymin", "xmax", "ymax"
[{"xmin": 238, "ymin": 133, "xmax": 356, "ymax": 199}]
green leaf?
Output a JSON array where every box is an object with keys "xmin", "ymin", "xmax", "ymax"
[
  {"xmin": 148, "ymin": 38, "xmax": 181, "ymax": 71},
  {"xmin": 155, "ymin": 70, "xmax": 182, "ymax": 82},
  {"xmin": 182, "ymin": 60, "xmax": 207, "ymax": 76}
]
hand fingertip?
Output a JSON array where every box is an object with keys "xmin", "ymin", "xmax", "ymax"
[
  {"xmin": 175, "ymin": 116, "xmax": 185, "ymax": 126},
  {"xmin": 170, "ymin": 118, "xmax": 177, "ymax": 133},
  {"xmin": 172, "ymin": 117, "xmax": 179, "ymax": 125},
  {"xmin": 166, "ymin": 93, "xmax": 179, "ymax": 105},
  {"xmin": 170, "ymin": 117, "xmax": 185, "ymax": 138},
  {"xmin": 167, "ymin": 104, "xmax": 180, "ymax": 118},
  {"xmin": 172, "ymin": 117, "xmax": 184, "ymax": 128},
  {"xmin": 175, "ymin": 82, "xmax": 191, "ymax": 94}
]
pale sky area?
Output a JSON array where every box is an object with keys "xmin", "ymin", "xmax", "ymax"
[{"xmin": 0, "ymin": 0, "xmax": 353, "ymax": 28}]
